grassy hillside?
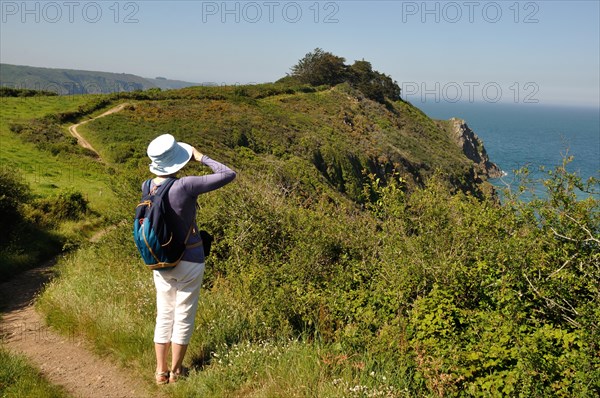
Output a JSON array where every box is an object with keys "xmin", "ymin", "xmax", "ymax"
[
  {"xmin": 0, "ymin": 94, "xmax": 121, "ymax": 276},
  {"xmin": 78, "ymin": 83, "xmax": 486, "ymax": 201},
  {"xmin": 0, "ymin": 63, "xmax": 200, "ymax": 94},
  {"xmin": 2, "ymin": 84, "xmax": 598, "ymax": 396},
  {"xmin": 0, "ymin": 95, "xmax": 112, "ymax": 199}
]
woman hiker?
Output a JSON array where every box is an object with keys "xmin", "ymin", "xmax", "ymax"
[{"xmin": 144, "ymin": 134, "xmax": 236, "ymax": 384}]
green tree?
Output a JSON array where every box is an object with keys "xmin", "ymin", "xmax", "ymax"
[
  {"xmin": 348, "ymin": 60, "xmax": 401, "ymax": 102},
  {"xmin": 290, "ymin": 48, "xmax": 348, "ymax": 86},
  {"xmin": 290, "ymin": 49, "xmax": 401, "ymax": 103}
]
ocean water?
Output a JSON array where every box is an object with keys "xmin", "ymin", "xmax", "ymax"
[{"xmin": 413, "ymin": 101, "xmax": 600, "ymax": 200}]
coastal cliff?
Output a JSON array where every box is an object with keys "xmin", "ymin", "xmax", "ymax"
[{"xmin": 448, "ymin": 118, "xmax": 503, "ymax": 179}]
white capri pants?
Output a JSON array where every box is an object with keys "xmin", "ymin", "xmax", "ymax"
[{"xmin": 153, "ymin": 260, "xmax": 205, "ymax": 345}]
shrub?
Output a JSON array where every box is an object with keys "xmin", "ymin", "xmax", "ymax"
[
  {"xmin": 348, "ymin": 60, "xmax": 401, "ymax": 102},
  {"xmin": 26, "ymin": 189, "xmax": 89, "ymax": 228},
  {"xmin": 0, "ymin": 168, "xmax": 31, "ymax": 244},
  {"xmin": 8, "ymin": 119, "xmax": 92, "ymax": 157},
  {"xmin": 0, "ymin": 170, "xmax": 64, "ymax": 280}
]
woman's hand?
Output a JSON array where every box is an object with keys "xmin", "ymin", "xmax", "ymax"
[{"xmin": 192, "ymin": 147, "xmax": 204, "ymax": 162}]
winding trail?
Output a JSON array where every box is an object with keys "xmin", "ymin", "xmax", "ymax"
[
  {"xmin": 1, "ymin": 103, "xmax": 165, "ymax": 398},
  {"xmin": 0, "ymin": 262, "xmax": 164, "ymax": 398},
  {"xmin": 68, "ymin": 103, "xmax": 130, "ymax": 159}
]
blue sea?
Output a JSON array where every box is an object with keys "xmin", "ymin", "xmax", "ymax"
[{"xmin": 414, "ymin": 101, "xmax": 600, "ymax": 200}]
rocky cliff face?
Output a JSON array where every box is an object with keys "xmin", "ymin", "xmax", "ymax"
[{"xmin": 449, "ymin": 118, "xmax": 503, "ymax": 179}]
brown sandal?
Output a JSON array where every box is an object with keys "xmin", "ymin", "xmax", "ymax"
[{"xmin": 155, "ymin": 371, "xmax": 169, "ymax": 385}]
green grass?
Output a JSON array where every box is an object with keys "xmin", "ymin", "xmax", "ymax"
[
  {"xmin": 36, "ymin": 224, "xmax": 156, "ymax": 365},
  {"xmin": 170, "ymin": 339, "xmax": 409, "ymax": 398},
  {"xmin": 0, "ymin": 347, "xmax": 70, "ymax": 398},
  {"xmin": 0, "ymin": 95, "xmax": 118, "ymax": 213}
]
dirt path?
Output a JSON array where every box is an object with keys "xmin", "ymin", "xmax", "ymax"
[
  {"xmin": 0, "ymin": 260, "xmax": 166, "ymax": 398},
  {"xmin": 68, "ymin": 103, "xmax": 130, "ymax": 158}
]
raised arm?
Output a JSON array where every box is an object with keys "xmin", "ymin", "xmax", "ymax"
[{"xmin": 181, "ymin": 149, "xmax": 236, "ymax": 196}]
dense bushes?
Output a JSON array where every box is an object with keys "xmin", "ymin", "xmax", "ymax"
[
  {"xmin": 9, "ymin": 117, "xmax": 98, "ymax": 157},
  {"xmin": 193, "ymin": 160, "xmax": 599, "ymax": 395},
  {"xmin": 390, "ymin": 170, "xmax": 598, "ymax": 396},
  {"xmin": 290, "ymin": 48, "xmax": 348, "ymax": 86},
  {"xmin": 26, "ymin": 189, "xmax": 89, "ymax": 226}
]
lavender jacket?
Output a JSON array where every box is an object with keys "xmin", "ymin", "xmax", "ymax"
[{"xmin": 146, "ymin": 155, "xmax": 236, "ymax": 264}]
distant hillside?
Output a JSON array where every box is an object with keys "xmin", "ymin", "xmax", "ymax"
[{"xmin": 0, "ymin": 63, "xmax": 200, "ymax": 94}]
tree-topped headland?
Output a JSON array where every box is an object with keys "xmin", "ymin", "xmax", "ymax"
[{"xmin": 284, "ymin": 48, "xmax": 401, "ymax": 103}]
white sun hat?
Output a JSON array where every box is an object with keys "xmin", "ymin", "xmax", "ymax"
[{"xmin": 147, "ymin": 134, "xmax": 193, "ymax": 176}]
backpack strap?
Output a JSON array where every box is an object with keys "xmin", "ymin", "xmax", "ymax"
[{"xmin": 142, "ymin": 179, "xmax": 152, "ymax": 197}]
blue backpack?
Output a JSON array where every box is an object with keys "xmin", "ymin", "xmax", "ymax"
[{"xmin": 133, "ymin": 178, "xmax": 192, "ymax": 270}]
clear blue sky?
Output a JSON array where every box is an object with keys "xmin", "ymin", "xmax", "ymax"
[{"xmin": 1, "ymin": 1, "xmax": 599, "ymax": 107}]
